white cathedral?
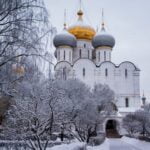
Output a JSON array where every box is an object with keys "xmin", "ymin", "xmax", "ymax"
[{"xmin": 53, "ymin": 8, "xmax": 142, "ymax": 134}]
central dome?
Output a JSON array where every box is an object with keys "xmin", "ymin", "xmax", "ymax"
[{"xmin": 68, "ymin": 10, "xmax": 96, "ymax": 40}]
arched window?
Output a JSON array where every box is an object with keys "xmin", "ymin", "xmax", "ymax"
[
  {"xmin": 64, "ymin": 50, "xmax": 66, "ymax": 60},
  {"xmin": 83, "ymin": 68, "xmax": 85, "ymax": 77},
  {"xmin": 105, "ymin": 68, "xmax": 108, "ymax": 77},
  {"xmin": 79, "ymin": 49, "xmax": 82, "ymax": 58},
  {"xmin": 104, "ymin": 51, "xmax": 106, "ymax": 61},
  {"xmin": 63, "ymin": 67, "xmax": 67, "ymax": 80},
  {"xmin": 125, "ymin": 69, "xmax": 128, "ymax": 78},
  {"xmin": 99, "ymin": 51, "xmax": 101, "ymax": 62},
  {"xmin": 125, "ymin": 98, "xmax": 129, "ymax": 107}
]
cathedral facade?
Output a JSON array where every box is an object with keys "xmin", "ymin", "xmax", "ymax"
[{"xmin": 53, "ymin": 9, "xmax": 141, "ymax": 134}]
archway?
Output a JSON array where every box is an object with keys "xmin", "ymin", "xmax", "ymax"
[{"xmin": 106, "ymin": 120, "xmax": 120, "ymax": 138}]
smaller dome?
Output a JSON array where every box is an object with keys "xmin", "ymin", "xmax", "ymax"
[
  {"xmin": 92, "ymin": 27, "xmax": 115, "ymax": 48},
  {"xmin": 53, "ymin": 29, "xmax": 76, "ymax": 48}
]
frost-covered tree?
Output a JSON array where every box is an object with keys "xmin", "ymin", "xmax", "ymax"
[
  {"xmin": 143, "ymin": 104, "xmax": 150, "ymax": 136},
  {"xmin": 56, "ymin": 80, "xmax": 115, "ymax": 143},
  {"xmin": 92, "ymin": 84, "xmax": 116, "ymax": 115},
  {"xmin": 1, "ymin": 77, "xmax": 66, "ymax": 149},
  {"xmin": 49, "ymin": 79, "xmax": 92, "ymax": 142},
  {"xmin": 0, "ymin": 0, "xmax": 54, "ymax": 94},
  {"xmin": 0, "ymin": 96, "xmax": 12, "ymax": 125},
  {"xmin": 123, "ymin": 113, "xmax": 142, "ymax": 136},
  {"xmin": 134, "ymin": 110, "xmax": 149, "ymax": 137},
  {"xmin": 0, "ymin": 0, "xmax": 54, "ymax": 130},
  {"xmin": 1, "ymin": 77, "xmax": 115, "ymax": 147},
  {"xmin": 0, "ymin": 0, "xmax": 50, "ymax": 63},
  {"xmin": 123, "ymin": 104, "xmax": 150, "ymax": 138}
]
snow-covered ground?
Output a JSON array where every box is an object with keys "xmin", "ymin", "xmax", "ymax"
[
  {"xmin": 121, "ymin": 136, "xmax": 150, "ymax": 150},
  {"xmin": 109, "ymin": 138, "xmax": 140, "ymax": 150},
  {"xmin": 47, "ymin": 139, "xmax": 109, "ymax": 150},
  {"xmin": 88, "ymin": 139, "xmax": 109, "ymax": 150},
  {"xmin": 48, "ymin": 137, "xmax": 150, "ymax": 150},
  {"xmin": 48, "ymin": 142, "xmax": 86, "ymax": 150}
]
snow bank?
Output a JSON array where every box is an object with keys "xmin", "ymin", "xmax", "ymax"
[
  {"xmin": 121, "ymin": 136, "xmax": 150, "ymax": 150},
  {"xmin": 87, "ymin": 139, "xmax": 109, "ymax": 150},
  {"xmin": 47, "ymin": 142, "xmax": 86, "ymax": 150},
  {"xmin": 47, "ymin": 139, "xmax": 109, "ymax": 150}
]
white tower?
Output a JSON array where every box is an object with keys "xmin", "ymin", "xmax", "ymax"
[
  {"xmin": 68, "ymin": 9, "xmax": 96, "ymax": 63},
  {"xmin": 53, "ymin": 22, "xmax": 77, "ymax": 80}
]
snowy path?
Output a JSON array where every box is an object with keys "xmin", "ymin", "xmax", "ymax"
[
  {"xmin": 48, "ymin": 137, "xmax": 150, "ymax": 150},
  {"xmin": 109, "ymin": 139, "xmax": 142, "ymax": 150}
]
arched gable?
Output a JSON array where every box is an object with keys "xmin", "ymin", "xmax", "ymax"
[
  {"xmin": 119, "ymin": 61, "xmax": 140, "ymax": 71},
  {"xmin": 54, "ymin": 61, "xmax": 72, "ymax": 70}
]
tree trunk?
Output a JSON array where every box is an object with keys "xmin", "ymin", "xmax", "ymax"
[
  {"xmin": 60, "ymin": 131, "xmax": 64, "ymax": 141},
  {"xmin": 0, "ymin": 116, "xmax": 3, "ymax": 125}
]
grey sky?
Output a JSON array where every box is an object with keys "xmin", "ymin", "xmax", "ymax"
[{"xmin": 44, "ymin": 0, "xmax": 150, "ymax": 100}]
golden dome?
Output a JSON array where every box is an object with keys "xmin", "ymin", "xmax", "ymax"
[{"xmin": 68, "ymin": 10, "xmax": 96, "ymax": 40}]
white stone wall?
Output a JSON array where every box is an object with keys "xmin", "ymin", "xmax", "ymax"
[
  {"xmin": 73, "ymin": 59, "xmax": 95, "ymax": 87},
  {"xmin": 54, "ymin": 41, "xmax": 141, "ymax": 110},
  {"xmin": 56, "ymin": 46, "xmax": 73, "ymax": 64},
  {"xmin": 55, "ymin": 61, "xmax": 72, "ymax": 80},
  {"xmin": 71, "ymin": 60, "xmax": 141, "ymax": 109},
  {"xmin": 95, "ymin": 47, "xmax": 112, "ymax": 64},
  {"xmin": 73, "ymin": 40, "xmax": 93, "ymax": 62}
]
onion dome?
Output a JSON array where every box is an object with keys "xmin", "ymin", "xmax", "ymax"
[
  {"xmin": 68, "ymin": 10, "xmax": 96, "ymax": 40},
  {"xmin": 92, "ymin": 24, "xmax": 115, "ymax": 48},
  {"xmin": 53, "ymin": 25, "xmax": 77, "ymax": 48}
]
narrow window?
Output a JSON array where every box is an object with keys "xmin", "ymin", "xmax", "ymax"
[
  {"xmin": 125, "ymin": 98, "xmax": 129, "ymax": 107},
  {"xmin": 99, "ymin": 51, "xmax": 101, "ymax": 62},
  {"xmin": 69, "ymin": 51, "xmax": 71, "ymax": 62},
  {"xmin": 125, "ymin": 69, "xmax": 128, "ymax": 78},
  {"xmin": 104, "ymin": 51, "xmax": 106, "ymax": 61},
  {"xmin": 79, "ymin": 49, "xmax": 82, "ymax": 58},
  {"xmin": 83, "ymin": 68, "xmax": 85, "ymax": 77},
  {"xmin": 63, "ymin": 67, "xmax": 67, "ymax": 80},
  {"xmin": 105, "ymin": 68, "xmax": 108, "ymax": 77},
  {"xmin": 58, "ymin": 50, "xmax": 60, "ymax": 61},
  {"xmin": 88, "ymin": 50, "xmax": 90, "ymax": 59},
  {"xmin": 109, "ymin": 52, "xmax": 111, "ymax": 61},
  {"xmin": 84, "ymin": 44, "xmax": 86, "ymax": 48},
  {"xmin": 64, "ymin": 50, "xmax": 66, "ymax": 60}
]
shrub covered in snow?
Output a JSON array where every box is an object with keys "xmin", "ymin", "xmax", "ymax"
[
  {"xmin": 123, "ymin": 113, "xmax": 142, "ymax": 136},
  {"xmin": 123, "ymin": 104, "xmax": 150, "ymax": 138},
  {"xmin": 1, "ymin": 73, "xmax": 115, "ymax": 150},
  {"xmin": 59, "ymin": 81, "xmax": 115, "ymax": 143},
  {"xmin": 89, "ymin": 135, "xmax": 105, "ymax": 146},
  {"xmin": 49, "ymin": 142, "xmax": 87, "ymax": 150},
  {"xmin": 73, "ymin": 143, "xmax": 87, "ymax": 150}
]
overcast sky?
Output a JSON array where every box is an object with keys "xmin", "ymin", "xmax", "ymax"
[{"xmin": 44, "ymin": 0, "xmax": 150, "ymax": 101}]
